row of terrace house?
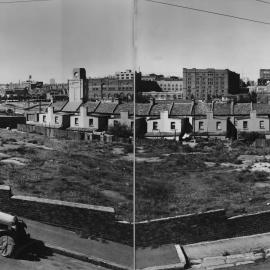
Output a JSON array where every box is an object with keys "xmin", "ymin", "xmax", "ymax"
[
  {"xmin": 25, "ymin": 99, "xmax": 151, "ymax": 137},
  {"xmin": 25, "ymin": 99, "xmax": 270, "ymax": 141},
  {"xmin": 145, "ymin": 101, "xmax": 270, "ymax": 140}
]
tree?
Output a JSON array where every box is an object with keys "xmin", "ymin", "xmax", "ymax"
[{"xmin": 249, "ymin": 91, "xmax": 257, "ymax": 103}]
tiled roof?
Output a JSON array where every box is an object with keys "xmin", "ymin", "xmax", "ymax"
[
  {"xmin": 62, "ymin": 101, "xmax": 82, "ymax": 113},
  {"xmin": 50, "ymin": 101, "xmax": 68, "ymax": 112},
  {"xmin": 95, "ymin": 102, "xmax": 118, "ymax": 114},
  {"xmin": 171, "ymin": 102, "xmax": 193, "ymax": 116},
  {"xmin": 149, "ymin": 102, "xmax": 173, "ymax": 116},
  {"xmin": 213, "ymin": 103, "xmax": 232, "ymax": 116},
  {"xmin": 253, "ymin": 103, "xmax": 270, "ymax": 115},
  {"xmin": 82, "ymin": 101, "xmax": 100, "ymax": 114},
  {"xmin": 194, "ymin": 102, "xmax": 212, "ymax": 115},
  {"xmin": 233, "ymin": 103, "xmax": 251, "ymax": 115},
  {"xmin": 136, "ymin": 103, "xmax": 152, "ymax": 116},
  {"xmin": 114, "ymin": 103, "xmax": 134, "ymax": 115}
]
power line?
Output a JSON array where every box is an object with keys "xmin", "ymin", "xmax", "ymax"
[
  {"xmin": 254, "ymin": 0, "xmax": 270, "ymax": 4},
  {"xmin": 0, "ymin": 0, "xmax": 51, "ymax": 4},
  {"xmin": 144, "ymin": 0, "xmax": 270, "ymax": 26}
]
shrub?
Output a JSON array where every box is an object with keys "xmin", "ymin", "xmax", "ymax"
[
  {"xmin": 239, "ymin": 132, "xmax": 265, "ymax": 144},
  {"xmin": 108, "ymin": 123, "xmax": 132, "ymax": 138}
]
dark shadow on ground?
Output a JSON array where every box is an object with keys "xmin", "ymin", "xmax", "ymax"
[{"xmin": 14, "ymin": 238, "xmax": 53, "ymax": 261}]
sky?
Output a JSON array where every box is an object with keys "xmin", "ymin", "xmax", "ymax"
[
  {"xmin": 0, "ymin": 0, "xmax": 133, "ymax": 83},
  {"xmin": 136, "ymin": 0, "xmax": 270, "ymax": 81},
  {"xmin": 1, "ymin": 0, "xmax": 270, "ymax": 84}
]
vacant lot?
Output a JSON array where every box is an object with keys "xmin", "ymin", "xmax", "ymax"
[
  {"xmin": 135, "ymin": 139, "xmax": 270, "ymax": 221},
  {"xmin": 0, "ymin": 129, "xmax": 133, "ymax": 221}
]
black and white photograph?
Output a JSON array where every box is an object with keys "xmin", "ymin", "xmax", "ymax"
[{"xmin": 1, "ymin": 0, "xmax": 270, "ymax": 269}]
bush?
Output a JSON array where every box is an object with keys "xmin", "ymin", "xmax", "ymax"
[
  {"xmin": 108, "ymin": 123, "xmax": 132, "ymax": 138},
  {"xmin": 239, "ymin": 132, "xmax": 265, "ymax": 144}
]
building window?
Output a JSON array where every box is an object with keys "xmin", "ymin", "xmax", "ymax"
[
  {"xmin": 243, "ymin": 121, "xmax": 248, "ymax": 129},
  {"xmin": 75, "ymin": 118, "xmax": 79, "ymax": 126},
  {"xmin": 260, "ymin": 121, "xmax": 265, "ymax": 129},
  {"xmin": 171, "ymin": 122, "xmax": 175, "ymax": 130},
  {"xmin": 131, "ymin": 121, "xmax": 134, "ymax": 129},
  {"xmin": 43, "ymin": 115, "xmax": 46, "ymax": 123},
  {"xmin": 216, "ymin": 121, "xmax": 221, "ymax": 130},
  {"xmin": 153, "ymin": 121, "xmax": 158, "ymax": 130},
  {"xmin": 55, "ymin": 116, "xmax": 59, "ymax": 124},
  {"xmin": 199, "ymin": 121, "xmax": 204, "ymax": 130},
  {"xmin": 89, "ymin": 118, "xmax": 93, "ymax": 127}
]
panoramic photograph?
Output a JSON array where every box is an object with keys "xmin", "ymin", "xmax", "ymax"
[{"xmin": 2, "ymin": 0, "xmax": 270, "ymax": 270}]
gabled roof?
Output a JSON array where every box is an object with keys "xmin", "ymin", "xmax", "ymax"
[
  {"xmin": 114, "ymin": 103, "xmax": 134, "ymax": 115},
  {"xmin": 49, "ymin": 101, "xmax": 68, "ymax": 112},
  {"xmin": 136, "ymin": 103, "xmax": 152, "ymax": 116},
  {"xmin": 82, "ymin": 101, "xmax": 100, "ymax": 114},
  {"xmin": 194, "ymin": 102, "xmax": 212, "ymax": 115},
  {"xmin": 62, "ymin": 101, "xmax": 82, "ymax": 113},
  {"xmin": 149, "ymin": 102, "xmax": 173, "ymax": 116},
  {"xmin": 233, "ymin": 103, "xmax": 251, "ymax": 115},
  {"xmin": 171, "ymin": 102, "xmax": 193, "ymax": 116},
  {"xmin": 213, "ymin": 103, "xmax": 232, "ymax": 116},
  {"xmin": 253, "ymin": 103, "xmax": 270, "ymax": 115},
  {"xmin": 95, "ymin": 102, "xmax": 118, "ymax": 114}
]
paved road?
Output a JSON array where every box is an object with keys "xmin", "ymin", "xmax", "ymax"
[
  {"xmin": 0, "ymin": 252, "xmax": 104, "ymax": 270},
  {"xmin": 220, "ymin": 259, "xmax": 270, "ymax": 269}
]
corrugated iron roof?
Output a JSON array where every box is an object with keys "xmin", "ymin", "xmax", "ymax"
[
  {"xmin": 62, "ymin": 101, "xmax": 82, "ymax": 113},
  {"xmin": 149, "ymin": 102, "xmax": 173, "ymax": 116},
  {"xmin": 95, "ymin": 102, "xmax": 118, "ymax": 114},
  {"xmin": 171, "ymin": 102, "xmax": 193, "ymax": 116}
]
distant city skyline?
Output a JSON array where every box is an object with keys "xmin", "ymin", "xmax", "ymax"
[{"xmin": 0, "ymin": 0, "xmax": 133, "ymax": 83}]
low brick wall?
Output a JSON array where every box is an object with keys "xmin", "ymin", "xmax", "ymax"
[
  {"xmin": 135, "ymin": 209, "xmax": 227, "ymax": 247},
  {"xmin": 135, "ymin": 209, "xmax": 270, "ymax": 247},
  {"xmin": 0, "ymin": 185, "xmax": 133, "ymax": 245}
]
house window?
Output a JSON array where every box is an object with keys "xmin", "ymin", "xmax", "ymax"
[
  {"xmin": 153, "ymin": 121, "xmax": 158, "ymax": 130},
  {"xmin": 55, "ymin": 116, "xmax": 59, "ymax": 124},
  {"xmin": 131, "ymin": 121, "xmax": 134, "ymax": 129},
  {"xmin": 199, "ymin": 121, "xmax": 204, "ymax": 130},
  {"xmin": 216, "ymin": 122, "xmax": 221, "ymax": 130},
  {"xmin": 75, "ymin": 118, "xmax": 79, "ymax": 126},
  {"xmin": 171, "ymin": 122, "xmax": 175, "ymax": 130},
  {"xmin": 243, "ymin": 121, "xmax": 248, "ymax": 129},
  {"xmin": 43, "ymin": 115, "xmax": 46, "ymax": 123},
  {"xmin": 89, "ymin": 118, "xmax": 93, "ymax": 127},
  {"xmin": 260, "ymin": 121, "xmax": 265, "ymax": 129}
]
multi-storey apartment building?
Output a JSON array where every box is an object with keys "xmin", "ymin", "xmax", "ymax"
[
  {"xmin": 156, "ymin": 77, "xmax": 183, "ymax": 93},
  {"xmin": 88, "ymin": 72, "xmax": 141, "ymax": 101},
  {"xmin": 115, "ymin": 69, "xmax": 134, "ymax": 80},
  {"xmin": 183, "ymin": 68, "xmax": 240, "ymax": 100},
  {"xmin": 260, "ymin": 69, "xmax": 270, "ymax": 80}
]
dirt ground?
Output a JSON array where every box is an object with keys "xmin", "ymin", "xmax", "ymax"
[
  {"xmin": 0, "ymin": 129, "xmax": 133, "ymax": 221},
  {"xmin": 135, "ymin": 139, "xmax": 270, "ymax": 221}
]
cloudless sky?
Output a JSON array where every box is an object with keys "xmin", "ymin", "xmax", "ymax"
[
  {"xmin": 136, "ymin": 0, "xmax": 270, "ymax": 80},
  {"xmin": 0, "ymin": 0, "xmax": 133, "ymax": 83},
  {"xmin": 1, "ymin": 0, "xmax": 270, "ymax": 83}
]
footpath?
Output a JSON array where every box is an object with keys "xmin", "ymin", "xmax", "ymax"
[
  {"xmin": 22, "ymin": 218, "xmax": 270, "ymax": 270},
  {"xmin": 22, "ymin": 218, "xmax": 185, "ymax": 270}
]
